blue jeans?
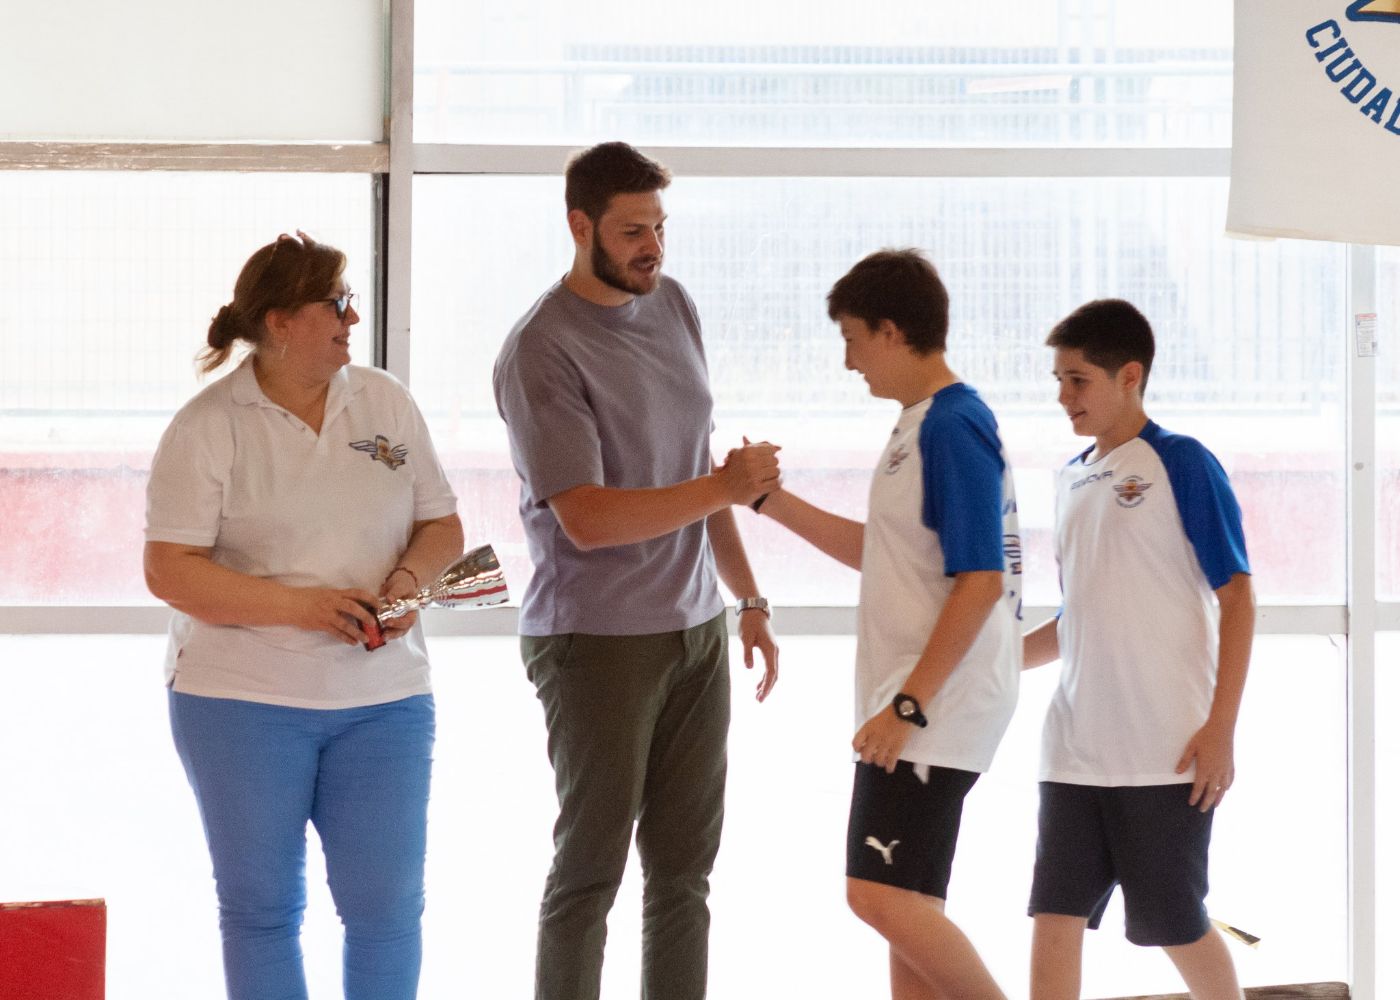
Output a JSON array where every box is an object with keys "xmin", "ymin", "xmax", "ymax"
[{"xmin": 169, "ymin": 691, "xmax": 435, "ymax": 1000}]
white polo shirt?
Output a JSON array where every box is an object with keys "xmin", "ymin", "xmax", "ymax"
[
  {"xmin": 1042, "ymin": 421, "xmax": 1250, "ymax": 786},
  {"xmin": 856, "ymin": 384, "xmax": 1022, "ymax": 774},
  {"xmin": 145, "ymin": 357, "xmax": 459, "ymax": 709}
]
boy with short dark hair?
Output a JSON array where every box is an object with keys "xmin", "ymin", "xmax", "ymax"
[
  {"xmin": 759, "ymin": 249, "xmax": 1021, "ymax": 999},
  {"xmin": 1023, "ymin": 298, "xmax": 1255, "ymax": 1000}
]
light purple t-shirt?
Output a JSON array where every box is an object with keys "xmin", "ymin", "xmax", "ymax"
[{"xmin": 493, "ymin": 276, "xmax": 724, "ymax": 636}]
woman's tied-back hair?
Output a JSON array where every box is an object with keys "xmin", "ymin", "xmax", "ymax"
[
  {"xmin": 1045, "ymin": 298, "xmax": 1156, "ymax": 393},
  {"xmin": 198, "ymin": 231, "xmax": 347, "ymax": 374},
  {"xmin": 564, "ymin": 142, "xmax": 672, "ymax": 223}
]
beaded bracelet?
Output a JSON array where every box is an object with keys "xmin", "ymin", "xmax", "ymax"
[{"xmin": 388, "ymin": 566, "xmax": 419, "ymax": 590}]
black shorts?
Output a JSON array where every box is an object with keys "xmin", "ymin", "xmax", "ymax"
[
  {"xmin": 845, "ymin": 761, "xmax": 979, "ymax": 899},
  {"xmin": 1028, "ymin": 781, "xmax": 1213, "ymax": 947}
]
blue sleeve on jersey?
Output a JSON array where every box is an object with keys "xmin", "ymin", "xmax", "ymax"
[
  {"xmin": 1153, "ymin": 431, "xmax": 1251, "ymax": 590},
  {"xmin": 919, "ymin": 398, "xmax": 1006, "ymax": 577}
]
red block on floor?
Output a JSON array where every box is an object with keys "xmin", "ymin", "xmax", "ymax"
[{"xmin": 0, "ymin": 899, "xmax": 106, "ymax": 1000}]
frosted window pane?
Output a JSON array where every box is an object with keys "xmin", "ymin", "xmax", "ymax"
[
  {"xmin": 1380, "ymin": 633, "xmax": 1400, "ymax": 997},
  {"xmin": 1378, "ymin": 248, "xmax": 1399, "ymax": 600},
  {"xmin": 0, "ymin": 173, "xmax": 375, "ymax": 603},
  {"xmin": 0, "ymin": 1, "xmax": 383, "ymax": 141},
  {"xmin": 411, "ymin": 176, "xmax": 1345, "ymax": 608},
  {"xmin": 416, "ymin": 0, "xmax": 1231, "ymax": 145}
]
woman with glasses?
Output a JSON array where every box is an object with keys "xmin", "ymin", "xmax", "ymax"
[{"xmin": 143, "ymin": 231, "xmax": 463, "ymax": 1000}]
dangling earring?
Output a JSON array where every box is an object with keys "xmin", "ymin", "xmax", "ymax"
[{"xmin": 279, "ymin": 339, "xmax": 288, "ymax": 361}]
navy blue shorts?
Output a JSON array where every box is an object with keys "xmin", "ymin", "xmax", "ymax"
[
  {"xmin": 1028, "ymin": 781, "xmax": 1213, "ymax": 947},
  {"xmin": 845, "ymin": 761, "xmax": 979, "ymax": 899}
]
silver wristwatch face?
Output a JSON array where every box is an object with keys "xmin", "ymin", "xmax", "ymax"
[{"xmin": 896, "ymin": 700, "xmax": 915, "ymax": 718}]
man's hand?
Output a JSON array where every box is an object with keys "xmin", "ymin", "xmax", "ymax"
[
  {"xmin": 715, "ymin": 440, "xmax": 781, "ymax": 507},
  {"xmin": 853, "ymin": 706, "xmax": 914, "ymax": 774},
  {"xmin": 1176, "ymin": 719, "xmax": 1236, "ymax": 812},
  {"xmin": 738, "ymin": 607, "xmax": 779, "ymax": 701}
]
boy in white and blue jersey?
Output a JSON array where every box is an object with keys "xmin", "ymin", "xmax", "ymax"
[
  {"xmin": 1023, "ymin": 299, "xmax": 1254, "ymax": 1000},
  {"xmin": 760, "ymin": 250, "xmax": 1020, "ymax": 1000}
]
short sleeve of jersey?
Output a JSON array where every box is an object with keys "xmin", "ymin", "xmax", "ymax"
[
  {"xmin": 1155, "ymin": 432, "xmax": 1251, "ymax": 589},
  {"xmin": 918, "ymin": 399, "xmax": 1006, "ymax": 577},
  {"xmin": 145, "ymin": 411, "xmax": 229, "ymax": 547},
  {"xmin": 495, "ymin": 332, "xmax": 604, "ymax": 505}
]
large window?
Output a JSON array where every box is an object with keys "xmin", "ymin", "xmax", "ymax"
[
  {"xmin": 415, "ymin": 0, "xmax": 1232, "ymax": 146},
  {"xmin": 0, "ymin": 173, "xmax": 375, "ymax": 603},
  {"xmin": 0, "ymin": 1, "xmax": 384, "ymax": 142},
  {"xmin": 412, "ymin": 175, "xmax": 1345, "ymax": 608}
]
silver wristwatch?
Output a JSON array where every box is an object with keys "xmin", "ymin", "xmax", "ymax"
[{"xmin": 735, "ymin": 596, "xmax": 771, "ymax": 618}]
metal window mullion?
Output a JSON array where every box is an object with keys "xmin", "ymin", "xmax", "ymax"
[
  {"xmin": 0, "ymin": 142, "xmax": 387, "ymax": 172},
  {"xmin": 409, "ymin": 143, "xmax": 1231, "ymax": 179},
  {"xmin": 0, "ymin": 603, "xmax": 1350, "ymax": 637},
  {"xmin": 383, "ymin": 0, "xmax": 415, "ymax": 382},
  {"xmin": 1347, "ymin": 241, "xmax": 1378, "ymax": 1000}
]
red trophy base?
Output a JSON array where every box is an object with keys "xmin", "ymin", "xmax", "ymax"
[{"xmin": 357, "ymin": 601, "xmax": 387, "ymax": 651}]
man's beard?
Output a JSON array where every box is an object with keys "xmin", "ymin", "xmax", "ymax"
[{"xmin": 591, "ymin": 237, "xmax": 661, "ymax": 296}]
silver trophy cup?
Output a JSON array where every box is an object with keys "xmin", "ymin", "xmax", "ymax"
[{"xmin": 362, "ymin": 544, "xmax": 509, "ymax": 650}]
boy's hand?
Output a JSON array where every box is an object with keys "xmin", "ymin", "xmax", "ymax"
[
  {"xmin": 1177, "ymin": 720, "xmax": 1235, "ymax": 812},
  {"xmin": 853, "ymin": 707, "xmax": 913, "ymax": 774}
]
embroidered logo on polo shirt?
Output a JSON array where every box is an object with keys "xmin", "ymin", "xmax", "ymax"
[
  {"xmin": 1114, "ymin": 475, "xmax": 1152, "ymax": 508},
  {"xmin": 864, "ymin": 836, "xmax": 900, "ymax": 865},
  {"xmin": 884, "ymin": 444, "xmax": 911, "ymax": 475},
  {"xmin": 349, "ymin": 435, "xmax": 408, "ymax": 470}
]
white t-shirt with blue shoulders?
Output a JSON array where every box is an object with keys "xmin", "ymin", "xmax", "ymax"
[
  {"xmin": 1042, "ymin": 420, "xmax": 1250, "ymax": 786},
  {"xmin": 856, "ymin": 383, "xmax": 1023, "ymax": 774}
]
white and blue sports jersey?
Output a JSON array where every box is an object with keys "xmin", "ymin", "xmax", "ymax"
[
  {"xmin": 1042, "ymin": 420, "xmax": 1250, "ymax": 786},
  {"xmin": 856, "ymin": 383, "xmax": 1022, "ymax": 773}
]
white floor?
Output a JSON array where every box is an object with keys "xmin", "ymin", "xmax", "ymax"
[{"xmin": 0, "ymin": 633, "xmax": 1360, "ymax": 999}]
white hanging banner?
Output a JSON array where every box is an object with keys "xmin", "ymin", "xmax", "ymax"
[{"xmin": 1227, "ymin": 1, "xmax": 1400, "ymax": 245}]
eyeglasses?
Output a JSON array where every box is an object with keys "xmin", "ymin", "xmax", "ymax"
[{"xmin": 320, "ymin": 290, "xmax": 359, "ymax": 320}]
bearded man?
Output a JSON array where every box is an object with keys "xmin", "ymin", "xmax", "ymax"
[{"xmin": 492, "ymin": 141, "xmax": 781, "ymax": 1000}]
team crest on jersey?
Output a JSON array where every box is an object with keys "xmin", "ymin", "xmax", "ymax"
[
  {"xmin": 884, "ymin": 443, "xmax": 911, "ymax": 475},
  {"xmin": 1114, "ymin": 475, "xmax": 1152, "ymax": 508},
  {"xmin": 349, "ymin": 435, "xmax": 408, "ymax": 470}
]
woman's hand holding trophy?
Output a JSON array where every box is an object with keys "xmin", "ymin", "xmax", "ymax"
[{"xmin": 359, "ymin": 544, "xmax": 509, "ymax": 651}]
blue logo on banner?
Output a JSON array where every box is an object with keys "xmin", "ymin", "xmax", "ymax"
[
  {"xmin": 1346, "ymin": 1, "xmax": 1400, "ymax": 25},
  {"xmin": 1306, "ymin": 14, "xmax": 1400, "ymax": 136}
]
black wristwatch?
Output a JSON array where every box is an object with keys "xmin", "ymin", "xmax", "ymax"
[{"xmin": 892, "ymin": 693, "xmax": 928, "ymax": 728}]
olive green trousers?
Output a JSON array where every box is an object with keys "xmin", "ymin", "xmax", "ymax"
[{"xmin": 522, "ymin": 612, "xmax": 730, "ymax": 1000}]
